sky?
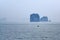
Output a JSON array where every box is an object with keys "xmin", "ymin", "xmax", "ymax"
[{"xmin": 0, "ymin": 0, "xmax": 60, "ymax": 23}]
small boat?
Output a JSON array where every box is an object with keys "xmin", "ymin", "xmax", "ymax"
[{"xmin": 37, "ymin": 25, "xmax": 39, "ymax": 27}]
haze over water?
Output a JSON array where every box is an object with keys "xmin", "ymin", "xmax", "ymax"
[
  {"xmin": 0, "ymin": 0, "xmax": 60, "ymax": 40},
  {"xmin": 0, "ymin": 0, "xmax": 60, "ymax": 23}
]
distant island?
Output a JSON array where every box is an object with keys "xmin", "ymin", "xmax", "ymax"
[{"xmin": 30, "ymin": 13, "xmax": 51, "ymax": 22}]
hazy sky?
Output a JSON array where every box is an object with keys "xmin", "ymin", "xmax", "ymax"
[{"xmin": 0, "ymin": 0, "xmax": 60, "ymax": 23}]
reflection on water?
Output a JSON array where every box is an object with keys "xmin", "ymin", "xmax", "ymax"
[{"xmin": 0, "ymin": 24, "xmax": 60, "ymax": 40}]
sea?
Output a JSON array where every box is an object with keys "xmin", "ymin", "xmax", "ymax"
[{"xmin": 0, "ymin": 23, "xmax": 60, "ymax": 40}]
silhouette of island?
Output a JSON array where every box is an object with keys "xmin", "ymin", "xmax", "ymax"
[
  {"xmin": 30, "ymin": 13, "xmax": 40, "ymax": 22},
  {"xmin": 40, "ymin": 16, "xmax": 48, "ymax": 22},
  {"xmin": 30, "ymin": 13, "xmax": 49, "ymax": 22}
]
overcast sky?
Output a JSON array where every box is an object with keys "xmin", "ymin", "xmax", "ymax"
[{"xmin": 0, "ymin": 0, "xmax": 60, "ymax": 23}]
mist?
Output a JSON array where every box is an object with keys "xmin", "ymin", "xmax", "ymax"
[{"xmin": 0, "ymin": 0, "xmax": 60, "ymax": 24}]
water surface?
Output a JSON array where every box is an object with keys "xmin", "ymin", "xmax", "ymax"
[{"xmin": 0, "ymin": 24, "xmax": 60, "ymax": 40}]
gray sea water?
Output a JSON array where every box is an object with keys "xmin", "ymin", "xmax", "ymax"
[{"xmin": 0, "ymin": 24, "xmax": 60, "ymax": 40}]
